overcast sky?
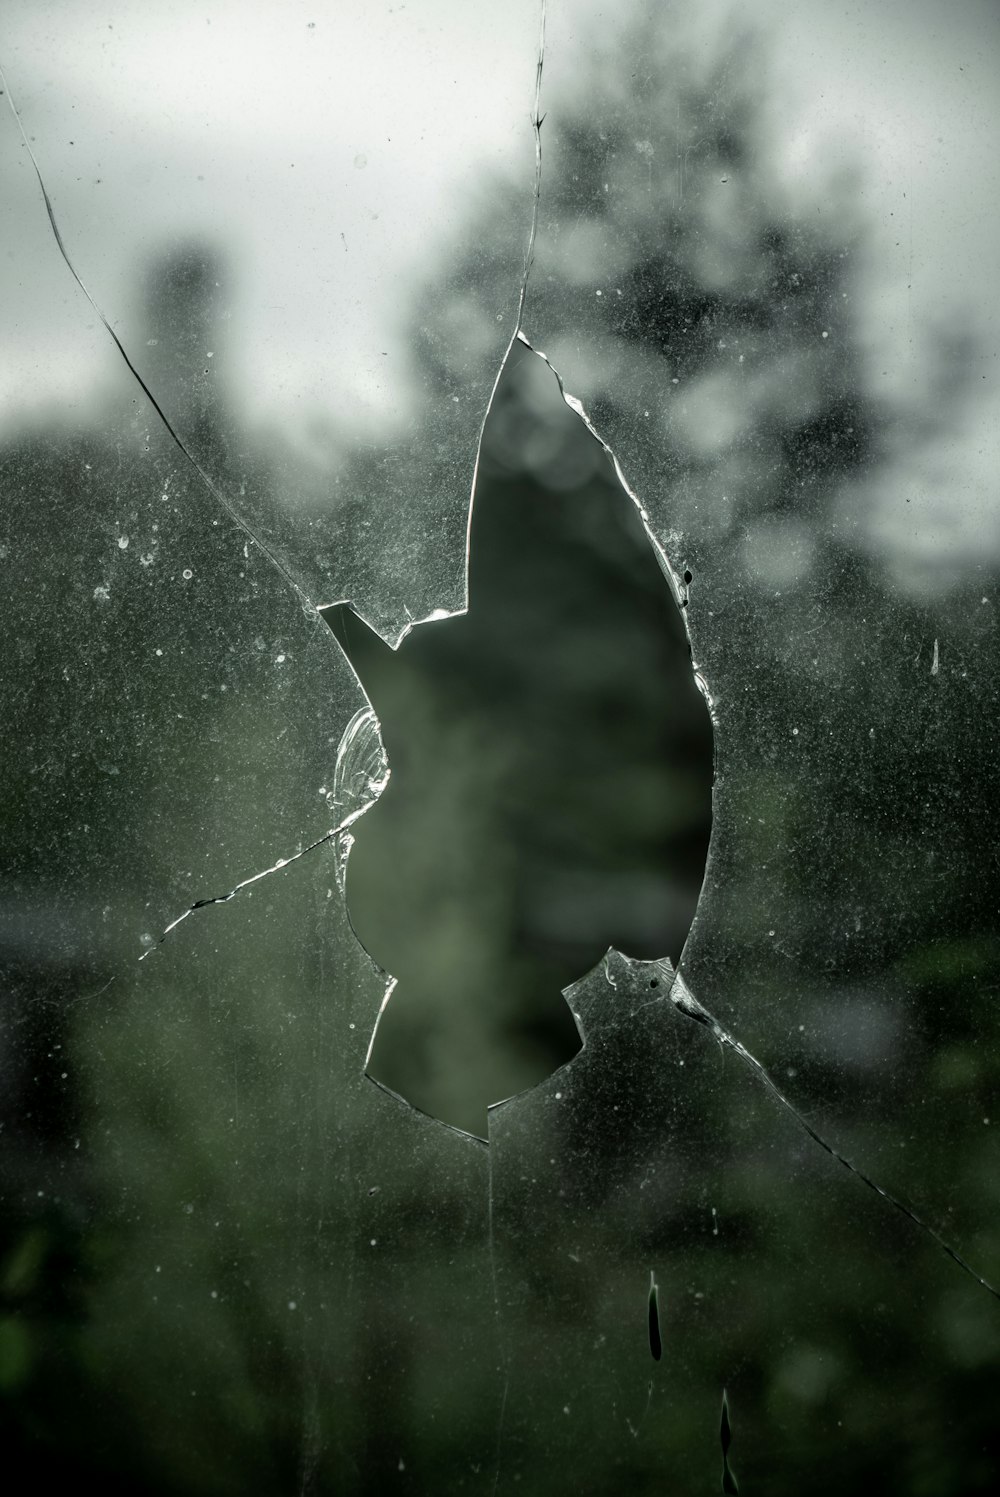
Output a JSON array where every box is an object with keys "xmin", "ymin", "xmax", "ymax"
[{"xmin": 2, "ymin": 0, "xmax": 998, "ymax": 561}]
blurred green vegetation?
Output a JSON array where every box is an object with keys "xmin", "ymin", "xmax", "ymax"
[{"xmin": 1, "ymin": 13, "xmax": 998, "ymax": 1496}]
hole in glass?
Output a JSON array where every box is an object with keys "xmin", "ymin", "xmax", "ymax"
[{"xmin": 323, "ymin": 341, "xmax": 713, "ymax": 1134}]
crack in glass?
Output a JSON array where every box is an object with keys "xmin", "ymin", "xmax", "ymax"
[{"xmin": 1, "ymin": 3, "xmax": 998, "ymax": 1493}]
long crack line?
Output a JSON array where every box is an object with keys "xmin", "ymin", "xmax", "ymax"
[
  {"xmin": 0, "ymin": 62, "xmax": 316, "ymax": 617},
  {"xmin": 513, "ymin": 0, "xmax": 546, "ymax": 339},
  {"xmin": 669, "ymin": 973, "xmax": 1000, "ymax": 1303},
  {"xmin": 140, "ymin": 808, "xmax": 368, "ymax": 959}
]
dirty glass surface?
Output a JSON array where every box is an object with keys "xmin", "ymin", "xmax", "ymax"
[{"xmin": 2, "ymin": 2, "xmax": 999, "ymax": 1493}]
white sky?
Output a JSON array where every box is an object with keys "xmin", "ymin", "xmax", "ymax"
[
  {"xmin": 1, "ymin": 0, "xmax": 539, "ymax": 436},
  {"xmin": 2, "ymin": 0, "xmax": 998, "ymax": 471}
]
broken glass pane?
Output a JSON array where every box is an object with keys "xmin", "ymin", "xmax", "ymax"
[
  {"xmin": 324, "ymin": 340, "xmax": 712, "ymax": 1135},
  {"xmin": 2, "ymin": 2, "xmax": 999, "ymax": 1493}
]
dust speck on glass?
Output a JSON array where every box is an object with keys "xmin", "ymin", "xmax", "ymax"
[{"xmin": 1, "ymin": 3, "xmax": 998, "ymax": 1493}]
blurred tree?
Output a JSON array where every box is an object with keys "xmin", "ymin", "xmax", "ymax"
[
  {"xmin": 361, "ymin": 14, "xmax": 999, "ymax": 1059},
  {"xmin": 2, "ymin": 12, "xmax": 998, "ymax": 1495},
  {"xmin": 328, "ymin": 22, "xmax": 891, "ymax": 1128}
]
